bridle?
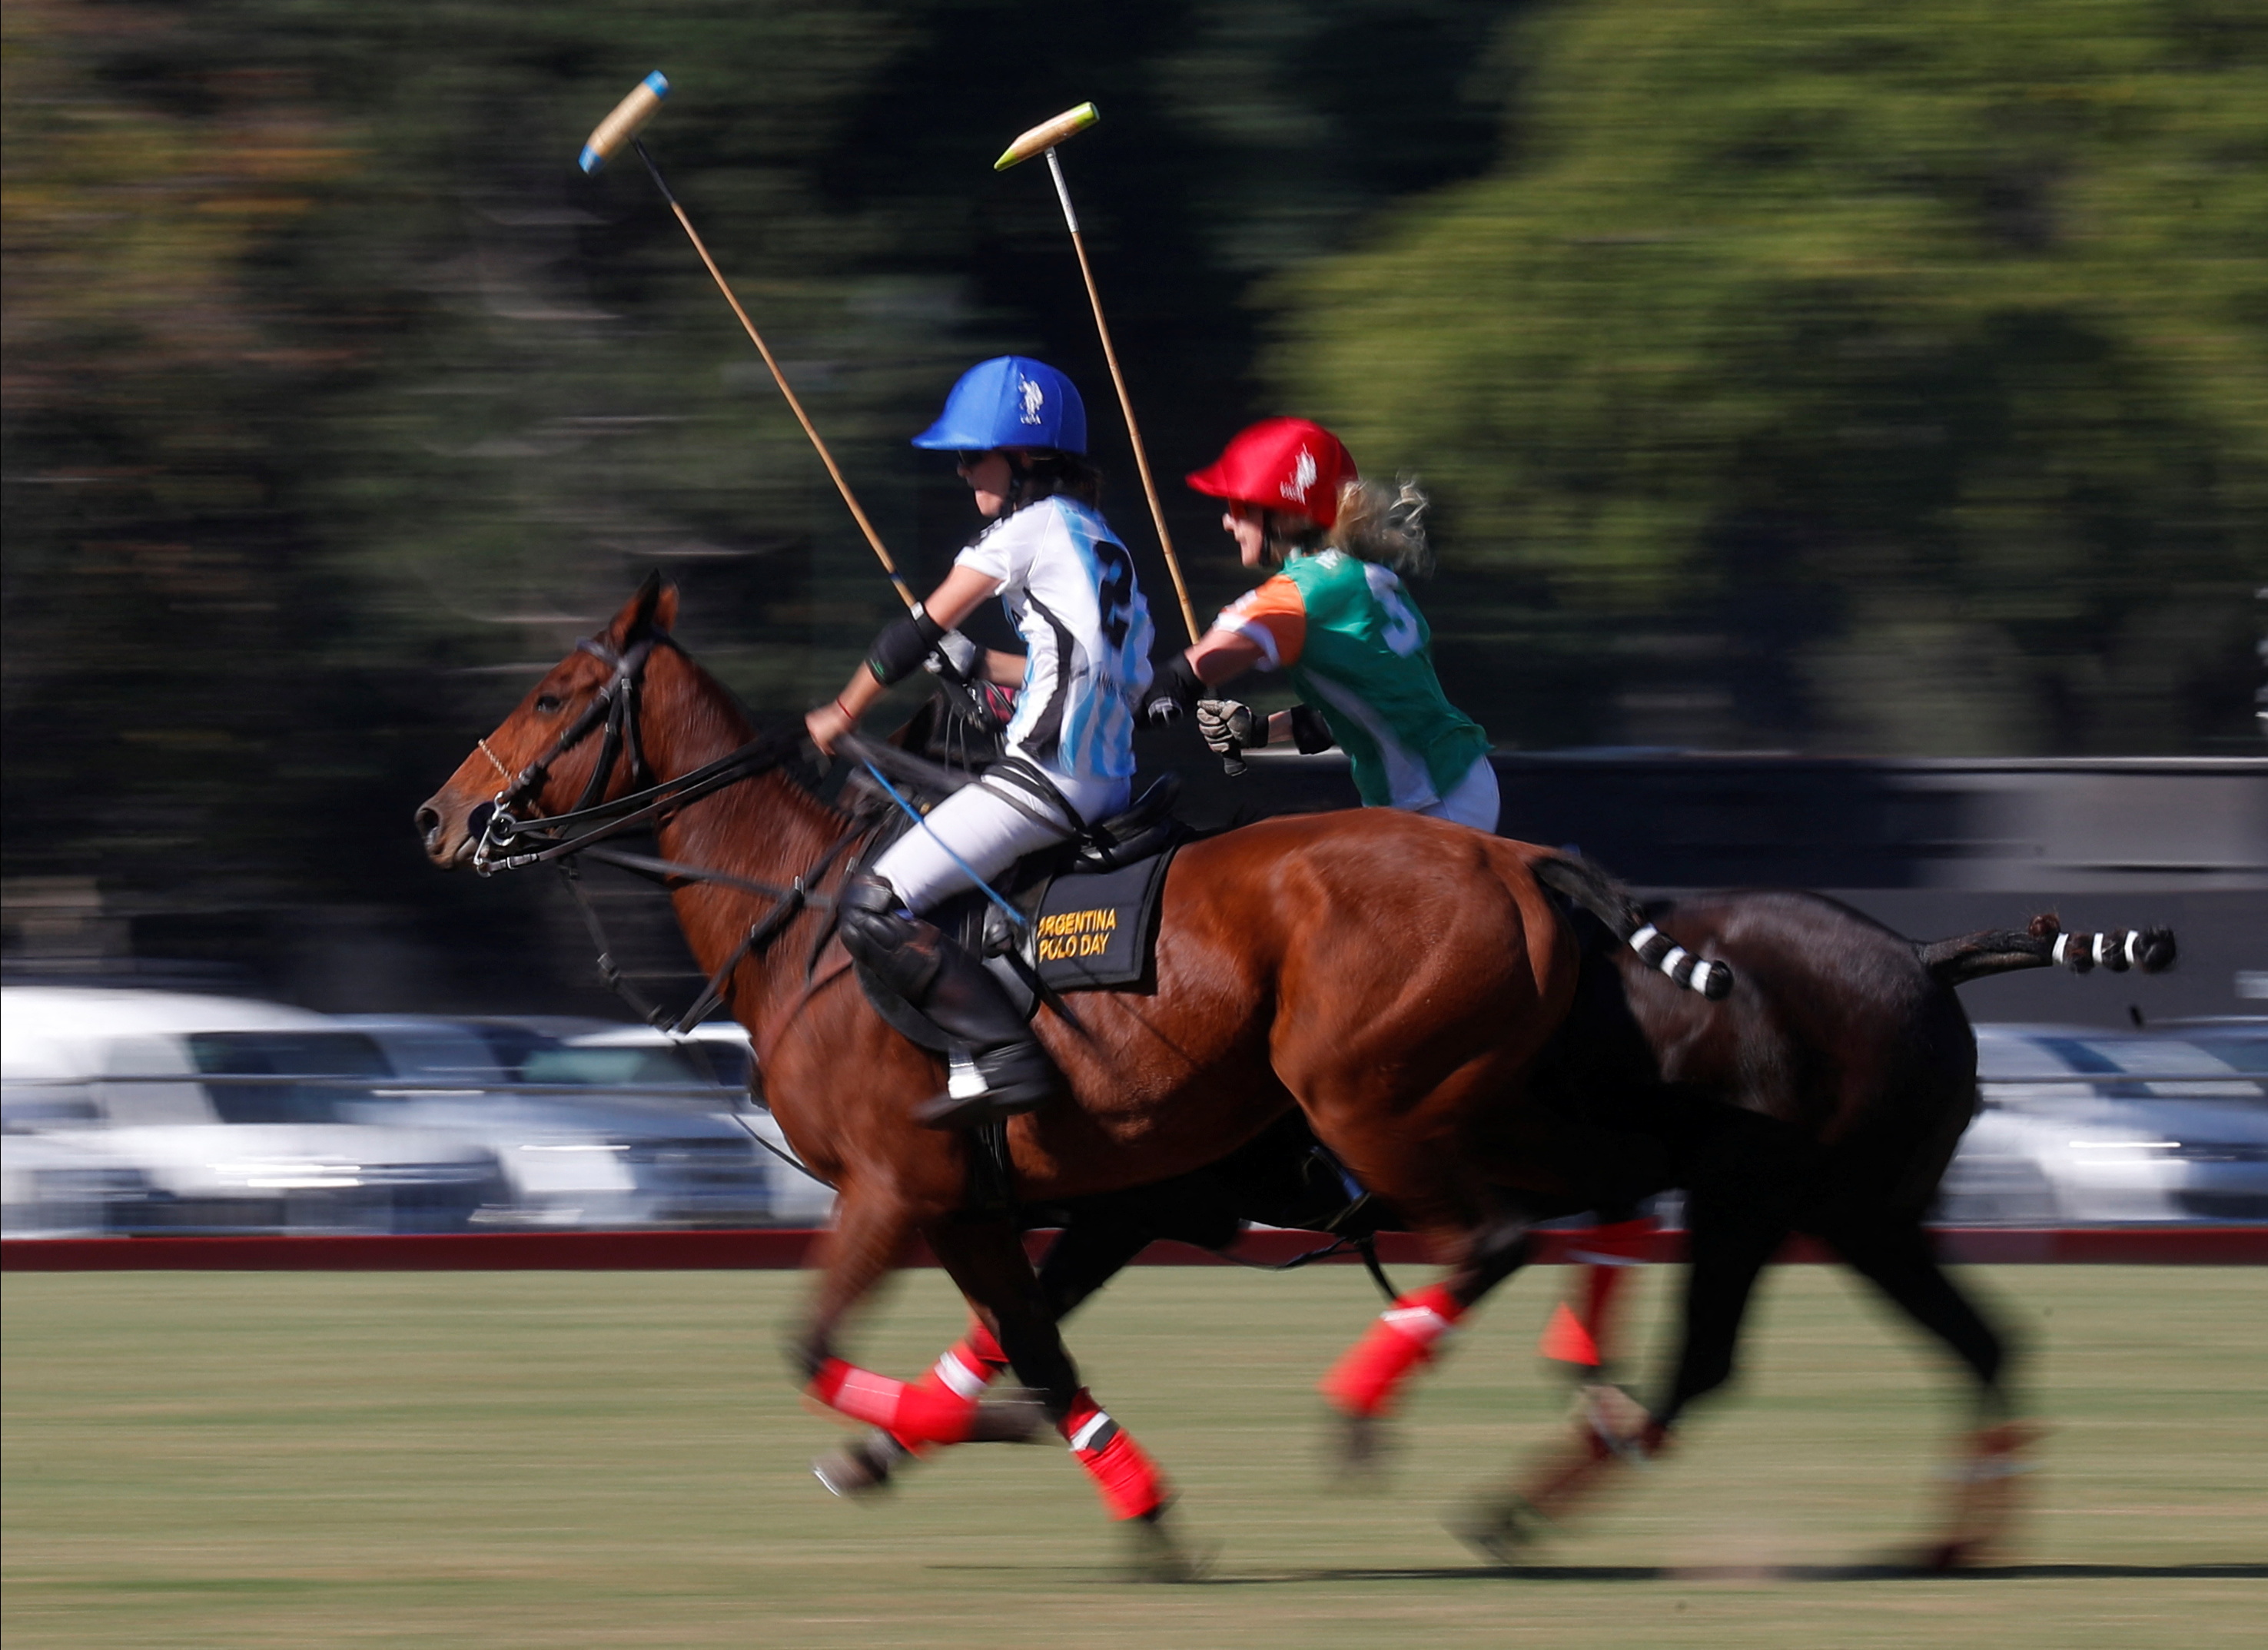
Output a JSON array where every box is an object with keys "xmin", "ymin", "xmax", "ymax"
[
  {"xmin": 472, "ymin": 633, "xmax": 661, "ymax": 871},
  {"xmin": 461, "ymin": 627, "xmax": 863, "ymax": 1035}
]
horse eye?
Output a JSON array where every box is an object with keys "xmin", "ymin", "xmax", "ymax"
[{"xmin": 535, "ymin": 694, "xmax": 563, "ymax": 714}]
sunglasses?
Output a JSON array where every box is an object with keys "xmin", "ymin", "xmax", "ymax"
[{"xmin": 954, "ymin": 450, "xmax": 992, "ymax": 470}]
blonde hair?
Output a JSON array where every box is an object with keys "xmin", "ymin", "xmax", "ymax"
[{"xmin": 1323, "ymin": 476, "xmax": 1433, "ymax": 578}]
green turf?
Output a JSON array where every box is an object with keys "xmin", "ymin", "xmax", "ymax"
[{"xmin": 4, "ymin": 1261, "xmax": 2262, "ymax": 1648}]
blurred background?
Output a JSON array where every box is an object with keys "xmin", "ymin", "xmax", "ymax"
[{"xmin": 3, "ymin": 1, "xmax": 2264, "ymax": 1230}]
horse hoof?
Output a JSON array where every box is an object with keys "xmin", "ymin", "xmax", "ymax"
[
  {"xmin": 967, "ymin": 1388, "xmax": 1048, "ymax": 1444},
  {"xmin": 1449, "ymin": 1494, "xmax": 1547, "ymax": 1567},
  {"xmin": 1330, "ymin": 1411, "xmax": 1392, "ymax": 1486},
  {"xmin": 1578, "ymin": 1383, "xmax": 1657, "ymax": 1463},
  {"xmin": 1921, "ymin": 1417, "xmax": 2044, "ymax": 1569},
  {"xmin": 812, "ymin": 1432, "xmax": 903, "ymax": 1498},
  {"xmin": 1125, "ymin": 1506, "xmax": 1207, "ymax": 1583},
  {"xmin": 1916, "ymin": 1539, "xmax": 1971, "ymax": 1573}
]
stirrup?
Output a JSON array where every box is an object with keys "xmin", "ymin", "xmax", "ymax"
[{"xmin": 916, "ymin": 1047, "xmax": 1055, "ymax": 1130}]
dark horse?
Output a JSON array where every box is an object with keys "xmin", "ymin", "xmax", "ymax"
[
  {"xmin": 815, "ymin": 858, "xmax": 2173, "ymax": 1566},
  {"xmin": 415, "ymin": 578, "xmax": 1699, "ymax": 1566}
]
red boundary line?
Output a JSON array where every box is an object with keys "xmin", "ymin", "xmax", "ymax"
[{"xmin": 4, "ymin": 1225, "xmax": 2263, "ymax": 1272}]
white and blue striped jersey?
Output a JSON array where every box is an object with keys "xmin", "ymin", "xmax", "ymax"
[{"xmin": 955, "ymin": 496, "xmax": 1154, "ymax": 784}]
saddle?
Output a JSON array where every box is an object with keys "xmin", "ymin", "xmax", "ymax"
[{"xmin": 838, "ymin": 736, "xmax": 1188, "ymax": 1054}]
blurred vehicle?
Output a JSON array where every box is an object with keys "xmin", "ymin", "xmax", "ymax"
[
  {"xmin": 411, "ymin": 1015, "xmax": 621, "ymax": 1080},
  {"xmin": 0, "ymin": 988, "xmax": 502, "ymax": 1235},
  {"xmin": 536, "ymin": 1023, "xmax": 834, "ymax": 1226},
  {"xmin": 0, "ymin": 1130, "xmax": 155, "ymax": 1238},
  {"xmin": 2149, "ymin": 1018, "xmax": 2268, "ymax": 1075},
  {"xmin": 335, "ymin": 1014, "xmax": 795, "ymax": 1228},
  {"xmin": 1938, "ymin": 1024, "xmax": 2268, "ymax": 1225},
  {"xmin": 524, "ymin": 1021, "xmax": 755, "ymax": 1094}
]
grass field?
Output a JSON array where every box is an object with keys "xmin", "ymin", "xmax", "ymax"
[{"xmin": 4, "ymin": 1260, "xmax": 2262, "ymax": 1648}]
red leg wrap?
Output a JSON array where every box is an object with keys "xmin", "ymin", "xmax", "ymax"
[
  {"xmin": 809, "ymin": 1357, "xmax": 985, "ymax": 1446},
  {"xmin": 960, "ymin": 1320, "xmax": 1009, "ymax": 1368},
  {"xmin": 1538, "ymin": 1302, "xmax": 1601, "ymax": 1368},
  {"xmin": 1539, "ymin": 1219, "xmax": 1653, "ymax": 1368},
  {"xmin": 1062, "ymin": 1389, "xmax": 1168, "ymax": 1521},
  {"xmin": 885, "ymin": 1323, "xmax": 1013, "ymax": 1454},
  {"xmin": 1320, "ymin": 1281, "xmax": 1466, "ymax": 1418}
]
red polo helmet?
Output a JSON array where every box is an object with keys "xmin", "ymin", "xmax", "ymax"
[{"xmin": 1186, "ymin": 417, "xmax": 1358, "ymax": 530}]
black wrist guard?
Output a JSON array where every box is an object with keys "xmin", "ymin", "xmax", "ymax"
[
  {"xmin": 866, "ymin": 604, "xmax": 946, "ymax": 686},
  {"xmin": 1143, "ymin": 652, "xmax": 1206, "ymax": 723},
  {"xmin": 1288, "ymin": 703, "xmax": 1336, "ymax": 755}
]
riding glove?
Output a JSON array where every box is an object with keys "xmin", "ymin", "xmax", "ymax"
[
  {"xmin": 922, "ymin": 629, "xmax": 981, "ymax": 682},
  {"xmin": 1197, "ymin": 699, "xmax": 1262, "ymax": 755},
  {"xmin": 1141, "ymin": 653, "xmax": 1204, "ymax": 725}
]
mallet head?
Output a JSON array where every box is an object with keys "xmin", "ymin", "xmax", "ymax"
[
  {"xmin": 995, "ymin": 102, "xmax": 1099, "ymax": 171},
  {"xmin": 579, "ymin": 71, "xmax": 669, "ymax": 174}
]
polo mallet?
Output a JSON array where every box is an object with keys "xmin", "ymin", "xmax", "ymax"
[
  {"xmin": 580, "ymin": 73, "xmax": 918, "ymax": 613},
  {"xmin": 996, "ymin": 105, "xmax": 1201, "ymax": 647}
]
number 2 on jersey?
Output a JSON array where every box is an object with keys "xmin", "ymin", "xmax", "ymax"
[{"xmin": 1094, "ymin": 539, "xmax": 1135, "ymax": 649}]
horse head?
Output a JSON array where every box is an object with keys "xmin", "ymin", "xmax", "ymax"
[{"xmin": 417, "ymin": 573, "xmax": 679, "ymax": 868}]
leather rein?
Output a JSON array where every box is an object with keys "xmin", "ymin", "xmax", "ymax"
[{"xmin": 463, "ymin": 631, "xmax": 864, "ymax": 1034}]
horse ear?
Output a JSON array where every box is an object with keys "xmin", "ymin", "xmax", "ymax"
[{"xmin": 606, "ymin": 571, "xmax": 676, "ymax": 646}]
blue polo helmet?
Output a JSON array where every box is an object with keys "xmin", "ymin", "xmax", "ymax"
[{"xmin": 912, "ymin": 356, "xmax": 1087, "ymax": 454}]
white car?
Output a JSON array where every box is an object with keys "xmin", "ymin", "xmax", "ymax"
[
  {"xmin": 1938, "ymin": 1024, "xmax": 2268, "ymax": 1224},
  {"xmin": 337, "ymin": 1015, "xmax": 799, "ymax": 1228},
  {"xmin": 0, "ymin": 1130, "xmax": 154, "ymax": 1238},
  {"xmin": 1, "ymin": 988, "xmax": 502, "ymax": 1236},
  {"xmin": 543, "ymin": 1024, "xmax": 835, "ymax": 1226}
]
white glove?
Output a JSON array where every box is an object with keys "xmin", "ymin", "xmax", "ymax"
[
  {"xmin": 1196, "ymin": 699, "xmax": 1262, "ymax": 756},
  {"xmin": 924, "ymin": 630, "xmax": 981, "ymax": 680}
]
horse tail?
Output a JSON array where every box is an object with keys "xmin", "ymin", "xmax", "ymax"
[
  {"xmin": 1532, "ymin": 854, "xmax": 1735, "ymax": 1001},
  {"xmin": 1914, "ymin": 912, "xmax": 2178, "ymax": 987}
]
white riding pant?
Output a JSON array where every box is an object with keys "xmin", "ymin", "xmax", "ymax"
[
  {"xmin": 871, "ymin": 768, "xmax": 1131, "ymax": 914},
  {"xmin": 1413, "ymin": 755, "xmax": 1501, "ymax": 833}
]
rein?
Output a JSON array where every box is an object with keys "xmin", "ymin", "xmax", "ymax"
[{"xmin": 463, "ymin": 629, "xmax": 865, "ymax": 1033}]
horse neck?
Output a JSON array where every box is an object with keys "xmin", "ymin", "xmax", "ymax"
[{"xmin": 635, "ymin": 649, "xmax": 854, "ymax": 1008}]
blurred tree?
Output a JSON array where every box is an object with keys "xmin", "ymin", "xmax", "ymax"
[
  {"xmin": 0, "ymin": 0, "xmax": 937, "ymax": 1001},
  {"xmin": 8, "ymin": 0, "xmax": 2253, "ymax": 1007},
  {"xmin": 1274, "ymin": 0, "xmax": 2267, "ymax": 753},
  {"xmin": 0, "ymin": 0, "xmax": 1509, "ymax": 1003}
]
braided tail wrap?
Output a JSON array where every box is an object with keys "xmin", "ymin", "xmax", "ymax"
[
  {"xmin": 1914, "ymin": 912, "xmax": 2178, "ymax": 987},
  {"xmin": 1532, "ymin": 855, "xmax": 1735, "ymax": 1001}
]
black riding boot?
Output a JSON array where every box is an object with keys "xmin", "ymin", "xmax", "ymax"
[{"xmin": 838, "ymin": 874, "xmax": 1058, "ymax": 1129}]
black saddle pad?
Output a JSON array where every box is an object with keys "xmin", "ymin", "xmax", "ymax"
[{"xmin": 1028, "ymin": 844, "xmax": 1177, "ymax": 992}]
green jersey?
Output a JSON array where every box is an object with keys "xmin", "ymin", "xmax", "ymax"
[{"xmin": 1214, "ymin": 548, "xmax": 1489, "ymax": 809}]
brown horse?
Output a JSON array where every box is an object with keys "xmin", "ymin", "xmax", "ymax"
[
  {"xmin": 416, "ymin": 576, "xmax": 1630, "ymax": 1561},
  {"xmin": 809, "ymin": 870, "xmax": 2171, "ymax": 1567}
]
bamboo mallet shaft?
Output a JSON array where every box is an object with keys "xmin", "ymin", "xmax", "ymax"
[
  {"xmin": 998, "ymin": 106, "xmax": 1201, "ymax": 644},
  {"xmin": 582, "ymin": 75, "xmax": 916, "ymax": 611}
]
